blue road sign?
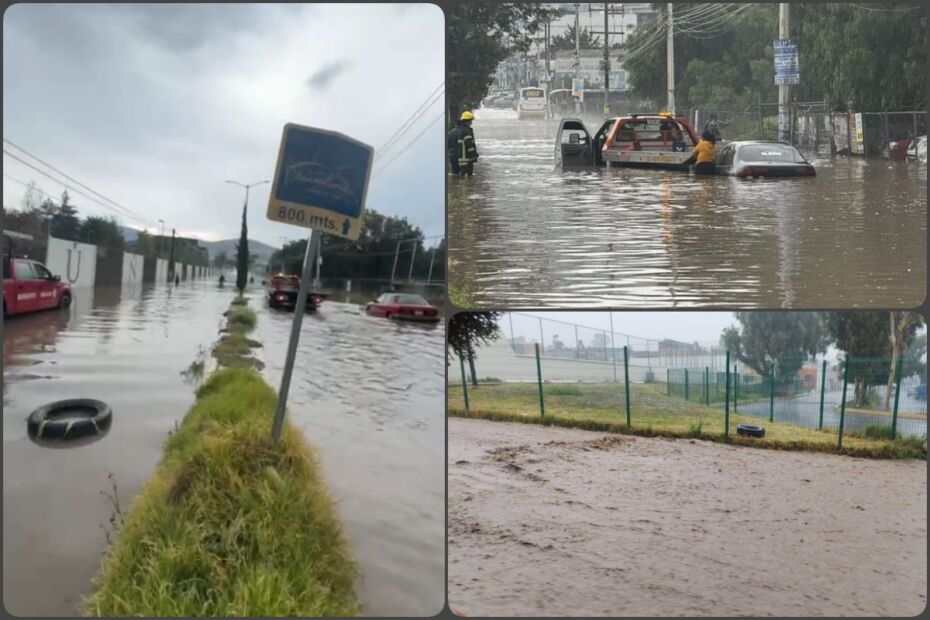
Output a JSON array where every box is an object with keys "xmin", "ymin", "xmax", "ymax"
[
  {"xmin": 267, "ymin": 123, "xmax": 373, "ymax": 240},
  {"xmin": 774, "ymin": 39, "xmax": 800, "ymax": 85}
]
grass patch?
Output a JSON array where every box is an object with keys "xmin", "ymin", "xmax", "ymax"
[
  {"xmin": 213, "ymin": 299, "xmax": 262, "ymax": 370},
  {"xmin": 447, "ymin": 283, "xmax": 474, "ymax": 310},
  {"xmin": 230, "ymin": 296, "xmax": 249, "ymax": 306},
  {"xmin": 225, "ymin": 305, "xmax": 257, "ymax": 331},
  {"xmin": 449, "ymin": 382, "xmax": 927, "ymax": 460},
  {"xmin": 83, "ymin": 368, "xmax": 358, "ymax": 616},
  {"xmin": 860, "ymin": 424, "xmax": 896, "ymax": 440}
]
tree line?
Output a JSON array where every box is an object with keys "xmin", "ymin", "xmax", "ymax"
[
  {"xmin": 446, "ymin": 3, "xmax": 926, "ymax": 117},
  {"xmin": 265, "ymin": 208, "xmax": 445, "ymax": 283}
]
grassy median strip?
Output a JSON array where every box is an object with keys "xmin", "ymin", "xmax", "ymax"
[
  {"xmin": 83, "ymin": 300, "xmax": 358, "ymax": 617},
  {"xmin": 449, "ymin": 383, "xmax": 926, "ymax": 460}
]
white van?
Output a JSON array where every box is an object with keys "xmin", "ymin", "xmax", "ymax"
[{"xmin": 517, "ymin": 87, "xmax": 546, "ymax": 119}]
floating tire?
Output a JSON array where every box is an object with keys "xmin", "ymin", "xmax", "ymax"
[
  {"xmin": 27, "ymin": 399, "xmax": 112, "ymax": 441},
  {"xmin": 736, "ymin": 423, "xmax": 765, "ymax": 438}
]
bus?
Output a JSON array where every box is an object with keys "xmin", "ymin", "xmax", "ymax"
[{"xmin": 517, "ymin": 87, "xmax": 547, "ymax": 119}]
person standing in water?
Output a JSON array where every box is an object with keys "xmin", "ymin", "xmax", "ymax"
[
  {"xmin": 447, "ymin": 111, "xmax": 479, "ymax": 176},
  {"xmin": 689, "ymin": 130, "xmax": 718, "ymax": 175}
]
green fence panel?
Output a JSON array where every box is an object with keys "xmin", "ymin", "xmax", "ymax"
[{"xmin": 535, "ymin": 343, "xmax": 545, "ymax": 418}]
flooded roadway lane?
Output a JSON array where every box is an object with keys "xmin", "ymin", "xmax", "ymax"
[
  {"xmin": 3, "ymin": 279, "xmax": 233, "ymax": 616},
  {"xmin": 449, "ymin": 113, "xmax": 927, "ymax": 308},
  {"xmin": 254, "ymin": 300, "xmax": 444, "ymax": 617}
]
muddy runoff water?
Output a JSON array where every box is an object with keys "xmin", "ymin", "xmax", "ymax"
[
  {"xmin": 253, "ymin": 300, "xmax": 445, "ymax": 617},
  {"xmin": 449, "ymin": 111, "xmax": 927, "ymax": 308},
  {"xmin": 2, "ymin": 279, "xmax": 233, "ymax": 616}
]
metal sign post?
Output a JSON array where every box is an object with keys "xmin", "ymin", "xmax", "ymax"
[
  {"xmin": 270, "ymin": 230, "xmax": 319, "ymax": 442},
  {"xmin": 266, "ymin": 123, "xmax": 373, "ymax": 443}
]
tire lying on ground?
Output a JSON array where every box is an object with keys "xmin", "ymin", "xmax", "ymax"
[
  {"xmin": 27, "ymin": 399, "xmax": 112, "ymax": 440},
  {"xmin": 736, "ymin": 423, "xmax": 765, "ymax": 438}
]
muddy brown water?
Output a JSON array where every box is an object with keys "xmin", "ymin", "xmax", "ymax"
[
  {"xmin": 3, "ymin": 281, "xmax": 444, "ymax": 616},
  {"xmin": 253, "ymin": 300, "xmax": 445, "ymax": 617},
  {"xmin": 449, "ymin": 112, "xmax": 927, "ymax": 308}
]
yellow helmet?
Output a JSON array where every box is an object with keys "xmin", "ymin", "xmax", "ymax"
[{"xmin": 460, "ymin": 111, "xmax": 475, "ymax": 121}]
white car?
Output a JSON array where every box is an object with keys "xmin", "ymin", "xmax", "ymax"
[{"xmin": 906, "ymin": 135, "xmax": 927, "ymax": 163}]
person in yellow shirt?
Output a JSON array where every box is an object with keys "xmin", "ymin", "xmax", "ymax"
[{"xmin": 689, "ymin": 130, "xmax": 718, "ymax": 175}]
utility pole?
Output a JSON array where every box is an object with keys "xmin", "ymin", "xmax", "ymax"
[
  {"xmin": 312, "ymin": 237, "xmax": 322, "ymax": 288},
  {"xmin": 603, "ymin": 2, "xmax": 610, "ymax": 118},
  {"xmin": 390, "ymin": 239, "xmax": 402, "ymax": 285},
  {"xmin": 778, "ymin": 3, "xmax": 791, "ymax": 143},
  {"xmin": 545, "ymin": 16, "xmax": 551, "ymax": 120},
  {"xmin": 167, "ymin": 228, "xmax": 176, "ymax": 282},
  {"xmin": 427, "ymin": 247, "xmax": 436, "ymax": 284},
  {"xmin": 666, "ymin": 3, "xmax": 675, "ymax": 114},
  {"xmin": 574, "ymin": 3, "xmax": 581, "ymax": 114},
  {"xmin": 407, "ymin": 241, "xmax": 417, "ymax": 281}
]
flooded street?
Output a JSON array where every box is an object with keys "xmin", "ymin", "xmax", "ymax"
[
  {"xmin": 3, "ymin": 279, "xmax": 233, "ymax": 616},
  {"xmin": 3, "ymin": 282, "xmax": 444, "ymax": 617},
  {"xmin": 449, "ymin": 113, "xmax": 927, "ymax": 308},
  {"xmin": 252, "ymin": 299, "xmax": 445, "ymax": 617}
]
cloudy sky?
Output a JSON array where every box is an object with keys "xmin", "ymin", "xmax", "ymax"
[
  {"xmin": 512, "ymin": 311, "xmax": 738, "ymax": 345},
  {"xmin": 3, "ymin": 3, "xmax": 445, "ymax": 246}
]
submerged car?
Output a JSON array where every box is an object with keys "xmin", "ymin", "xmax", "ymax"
[
  {"xmin": 712, "ymin": 141, "xmax": 815, "ymax": 178},
  {"xmin": 907, "ymin": 135, "xmax": 927, "ymax": 163},
  {"xmin": 555, "ymin": 114, "xmax": 699, "ymax": 170},
  {"xmin": 266, "ymin": 274, "xmax": 324, "ymax": 311},
  {"xmin": 364, "ymin": 293, "xmax": 440, "ymax": 322}
]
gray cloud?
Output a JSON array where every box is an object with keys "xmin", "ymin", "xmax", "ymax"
[
  {"xmin": 3, "ymin": 3, "xmax": 445, "ymax": 244},
  {"xmin": 306, "ymin": 60, "xmax": 353, "ymax": 91}
]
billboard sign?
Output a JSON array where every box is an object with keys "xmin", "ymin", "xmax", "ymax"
[{"xmin": 774, "ymin": 39, "xmax": 800, "ymax": 85}]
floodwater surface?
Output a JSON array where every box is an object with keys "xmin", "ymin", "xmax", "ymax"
[
  {"xmin": 254, "ymin": 300, "xmax": 445, "ymax": 617},
  {"xmin": 3, "ymin": 279, "xmax": 232, "ymax": 616},
  {"xmin": 449, "ymin": 112, "xmax": 927, "ymax": 308}
]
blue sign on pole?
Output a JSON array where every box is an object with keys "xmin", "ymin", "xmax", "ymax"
[
  {"xmin": 774, "ymin": 39, "xmax": 800, "ymax": 85},
  {"xmin": 267, "ymin": 123, "xmax": 373, "ymax": 240}
]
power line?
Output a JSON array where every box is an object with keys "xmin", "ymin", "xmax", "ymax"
[
  {"xmin": 373, "ymin": 110, "xmax": 445, "ymax": 178},
  {"xmin": 3, "ymin": 139, "xmax": 154, "ymax": 226},
  {"xmin": 374, "ymin": 82, "xmax": 444, "ymax": 162},
  {"xmin": 2, "ymin": 149, "xmax": 148, "ymax": 226}
]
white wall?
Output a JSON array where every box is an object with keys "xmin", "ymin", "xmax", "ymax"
[
  {"xmin": 155, "ymin": 258, "xmax": 168, "ymax": 283},
  {"xmin": 45, "ymin": 237, "xmax": 97, "ymax": 288},
  {"xmin": 122, "ymin": 252, "xmax": 144, "ymax": 284}
]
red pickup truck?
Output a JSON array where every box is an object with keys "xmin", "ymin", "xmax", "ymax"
[{"xmin": 3, "ymin": 256, "xmax": 72, "ymax": 318}]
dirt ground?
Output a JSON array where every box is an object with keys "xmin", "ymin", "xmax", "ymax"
[{"xmin": 448, "ymin": 418, "xmax": 927, "ymax": 617}]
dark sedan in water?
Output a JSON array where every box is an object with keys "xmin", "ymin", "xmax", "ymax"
[{"xmin": 712, "ymin": 141, "xmax": 815, "ymax": 178}]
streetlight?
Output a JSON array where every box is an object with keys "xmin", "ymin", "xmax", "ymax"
[{"xmin": 225, "ymin": 179, "xmax": 269, "ymax": 283}]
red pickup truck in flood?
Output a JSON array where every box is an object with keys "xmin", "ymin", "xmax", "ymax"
[{"xmin": 3, "ymin": 256, "xmax": 72, "ymax": 318}]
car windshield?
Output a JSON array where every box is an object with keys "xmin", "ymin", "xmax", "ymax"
[
  {"xmin": 393, "ymin": 294, "xmax": 429, "ymax": 305},
  {"xmin": 739, "ymin": 144, "xmax": 806, "ymax": 163}
]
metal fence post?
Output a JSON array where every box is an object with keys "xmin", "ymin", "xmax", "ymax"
[
  {"xmin": 891, "ymin": 355, "xmax": 903, "ymax": 440},
  {"xmin": 684, "ymin": 368, "xmax": 689, "ymax": 402},
  {"xmin": 838, "ymin": 356, "xmax": 850, "ymax": 450},
  {"xmin": 705, "ymin": 366, "xmax": 709, "ymax": 405},
  {"xmin": 724, "ymin": 351, "xmax": 731, "ymax": 437},
  {"xmin": 769, "ymin": 364, "xmax": 776, "ymax": 423},
  {"xmin": 624, "ymin": 345, "xmax": 631, "ymax": 427},
  {"xmin": 460, "ymin": 356, "xmax": 469, "ymax": 411},
  {"xmin": 818, "ymin": 360, "xmax": 827, "ymax": 430},
  {"xmin": 535, "ymin": 343, "xmax": 545, "ymax": 418},
  {"xmin": 733, "ymin": 364, "xmax": 739, "ymax": 414}
]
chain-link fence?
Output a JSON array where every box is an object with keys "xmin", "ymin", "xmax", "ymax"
[{"xmin": 450, "ymin": 315, "xmax": 927, "ymax": 455}]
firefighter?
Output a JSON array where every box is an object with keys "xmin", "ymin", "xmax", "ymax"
[{"xmin": 447, "ymin": 111, "xmax": 479, "ymax": 176}]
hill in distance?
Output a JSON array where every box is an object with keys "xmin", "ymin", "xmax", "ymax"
[{"xmin": 200, "ymin": 238, "xmax": 276, "ymax": 261}]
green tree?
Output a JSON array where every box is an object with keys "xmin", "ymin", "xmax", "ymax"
[
  {"xmin": 80, "ymin": 216, "xmax": 124, "ymax": 248},
  {"xmin": 822, "ymin": 311, "xmax": 891, "ymax": 407},
  {"xmin": 136, "ymin": 230, "xmax": 154, "ymax": 256},
  {"xmin": 50, "ymin": 190, "xmax": 81, "ymax": 241},
  {"xmin": 720, "ymin": 312, "xmax": 827, "ymax": 385},
  {"xmin": 448, "ymin": 312, "xmax": 502, "ymax": 386},
  {"xmin": 235, "ymin": 204, "xmax": 249, "ymax": 294},
  {"xmin": 884, "ymin": 312, "xmax": 924, "ymax": 409},
  {"xmin": 549, "ymin": 25, "xmax": 600, "ymax": 51},
  {"xmin": 901, "ymin": 333, "xmax": 927, "ymax": 379},
  {"xmin": 447, "ymin": 4, "xmax": 552, "ymax": 118}
]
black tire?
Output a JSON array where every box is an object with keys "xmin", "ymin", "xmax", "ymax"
[
  {"xmin": 58, "ymin": 293, "xmax": 72, "ymax": 309},
  {"xmin": 27, "ymin": 399, "xmax": 112, "ymax": 441},
  {"xmin": 736, "ymin": 423, "xmax": 765, "ymax": 438}
]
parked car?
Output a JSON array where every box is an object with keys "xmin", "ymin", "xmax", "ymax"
[
  {"xmin": 3, "ymin": 256, "xmax": 72, "ymax": 318},
  {"xmin": 364, "ymin": 293, "xmax": 440, "ymax": 322},
  {"xmin": 485, "ymin": 93, "xmax": 516, "ymax": 109},
  {"xmin": 712, "ymin": 141, "xmax": 815, "ymax": 178},
  {"xmin": 880, "ymin": 138, "xmax": 912, "ymax": 161},
  {"xmin": 266, "ymin": 274, "xmax": 324, "ymax": 311}
]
